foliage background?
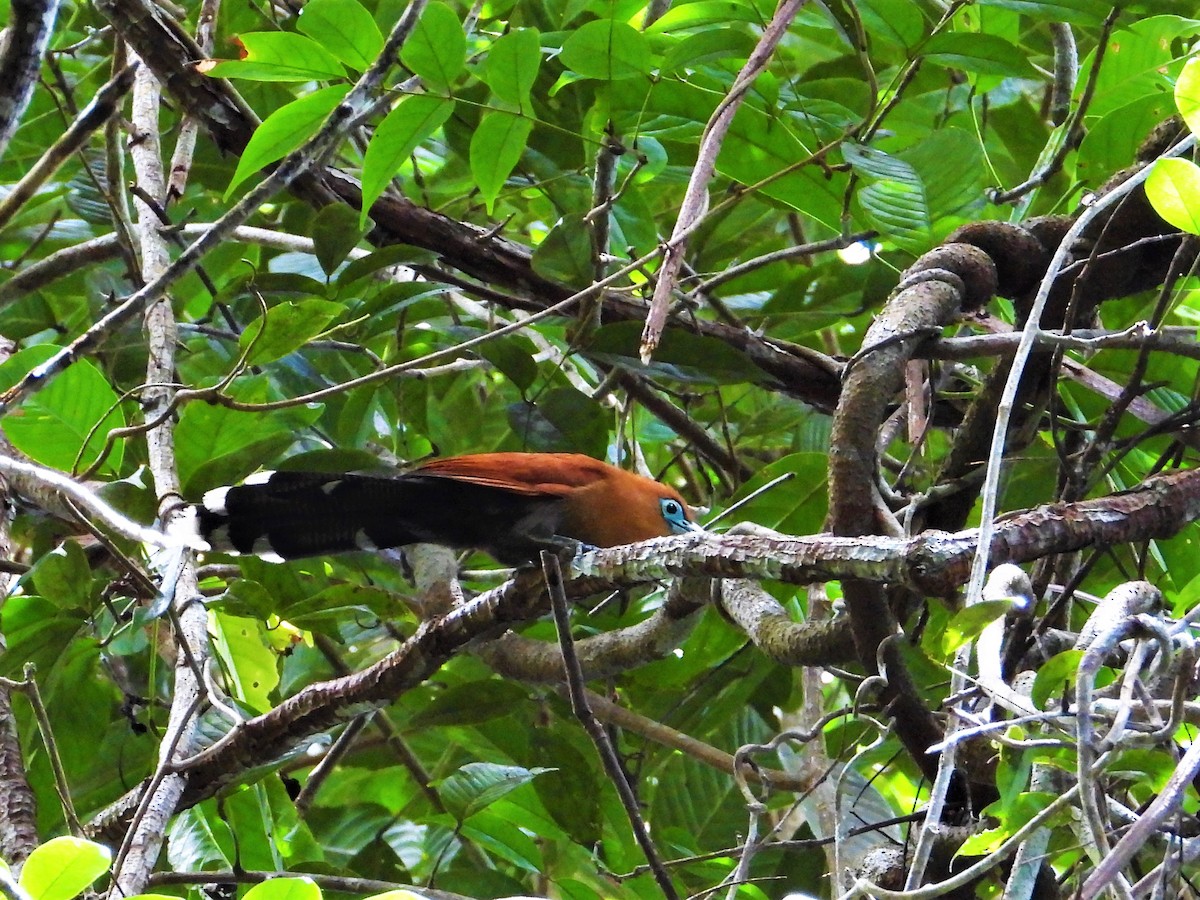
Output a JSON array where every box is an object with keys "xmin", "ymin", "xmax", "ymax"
[{"xmin": 0, "ymin": 1, "xmax": 1197, "ymax": 899}]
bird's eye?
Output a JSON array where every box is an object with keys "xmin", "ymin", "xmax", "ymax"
[{"xmin": 661, "ymin": 499, "xmax": 680, "ymax": 516}]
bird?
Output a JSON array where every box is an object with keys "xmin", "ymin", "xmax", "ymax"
[{"xmin": 195, "ymin": 452, "xmax": 699, "ymax": 565}]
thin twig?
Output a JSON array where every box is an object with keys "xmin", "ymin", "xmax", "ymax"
[
  {"xmin": 640, "ymin": 0, "xmax": 807, "ymax": 362},
  {"xmin": 989, "ymin": 10, "xmax": 1117, "ymax": 206},
  {"xmin": 540, "ymin": 551, "xmax": 680, "ymax": 900}
]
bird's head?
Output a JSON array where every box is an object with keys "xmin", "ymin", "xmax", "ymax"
[
  {"xmin": 657, "ymin": 495, "xmax": 700, "ymax": 536},
  {"xmin": 559, "ymin": 465, "xmax": 700, "ymax": 548}
]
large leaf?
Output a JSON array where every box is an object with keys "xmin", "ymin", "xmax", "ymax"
[
  {"xmin": 312, "ymin": 205, "xmax": 365, "ymax": 276},
  {"xmin": 239, "ymin": 298, "xmax": 344, "ymax": 365},
  {"xmin": 400, "ymin": 2, "xmax": 465, "ymax": 88},
  {"xmin": 227, "ymin": 85, "xmax": 351, "ymax": 196},
  {"xmin": 718, "ymin": 453, "xmax": 828, "ymax": 535},
  {"xmin": 437, "ymin": 763, "xmax": 554, "ymax": 822},
  {"xmin": 19, "ymin": 837, "xmax": 111, "ymax": 900},
  {"xmin": 922, "ymin": 32, "xmax": 1034, "ymax": 77},
  {"xmin": 0, "ymin": 345, "xmax": 125, "ymax": 474},
  {"xmin": 977, "ymin": 0, "xmax": 1109, "ymax": 24},
  {"xmin": 211, "ymin": 612, "xmax": 280, "ymax": 712},
  {"xmin": 1177, "ymin": 56, "xmax": 1200, "ymax": 135},
  {"xmin": 587, "ymin": 322, "xmax": 767, "ymax": 384},
  {"xmin": 361, "ymin": 94, "xmax": 456, "ymax": 224},
  {"xmin": 844, "ymin": 142, "xmax": 930, "ymax": 250},
  {"xmin": 506, "ymin": 386, "xmax": 609, "ymax": 455},
  {"xmin": 174, "ymin": 394, "xmax": 320, "ymax": 493},
  {"xmin": 29, "ymin": 542, "xmax": 92, "ymax": 609},
  {"xmin": 469, "ymin": 111, "xmax": 534, "ymax": 213},
  {"xmin": 483, "ymin": 27, "xmax": 541, "ymax": 110},
  {"xmin": 204, "ymin": 32, "xmax": 346, "ymax": 81},
  {"xmin": 297, "ymin": 0, "xmax": 382, "ymax": 70},
  {"xmin": 1146, "ymin": 158, "xmax": 1200, "ymax": 236},
  {"xmin": 855, "ymin": 0, "xmax": 925, "ymax": 48},
  {"xmin": 560, "ymin": 20, "xmax": 653, "ymax": 80},
  {"xmin": 242, "ymin": 878, "xmax": 321, "ymax": 900}
]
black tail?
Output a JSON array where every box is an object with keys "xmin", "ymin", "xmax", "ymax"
[
  {"xmin": 197, "ymin": 471, "xmax": 431, "ymax": 560},
  {"xmin": 196, "ymin": 470, "xmax": 564, "ymax": 562}
]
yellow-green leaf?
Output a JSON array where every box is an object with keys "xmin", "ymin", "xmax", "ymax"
[
  {"xmin": 941, "ymin": 599, "xmax": 1014, "ymax": 656},
  {"xmin": 19, "ymin": 837, "xmax": 112, "ymax": 900},
  {"xmin": 1145, "ymin": 157, "xmax": 1200, "ymax": 235},
  {"xmin": 243, "ymin": 878, "xmax": 321, "ymax": 900},
  {"xmin": 1175, "ymin": 55, "xmax": 1200, "ymax": 135}
]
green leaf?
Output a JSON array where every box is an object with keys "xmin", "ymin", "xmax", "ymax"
[
  {"xmin": 0, "ymin": 346, "xmax": 126, "ymax": 475},
  {"xmin": 941, "ymin": 600, "xmax": 1014, "ymax": 655},
  {"xmin": 660, "ymin": 29, "xmax": 756, "ymax": 75},
  {"xmin": 957, "ymin": 823, "xmax": 1009, "ymax": 857},
  {"xmin": 29, "ymin": 542, "xmax": 92, "ymax": 609},
  {"xmin": 167, "ymin": 807, "xmax": 234, "ymax": 870},
  {"xmin": 220, "ymin": 579, "xmax": 278, "ymax": 620},
  {"xmin": 645, "ymin": 1, "xmax": 765, "ymax": 33},
  {"xmin": 437, "ymin": 762, "xmax": 554, "ymax": 822},
  {"xmin": 1084, "ymin": 17, "xmax": 1195, "ymax": 120},
  {"xmin": 297, "ymin": 0, "xmax": 383, "ymax": 70},
  {"xmin": 1145, "ymin": 158, "xmax": 1200, "ymax": 236},
  {"xmin": 483, "ymin": 27, "xmax": 541, "ymax": 110},
  {"xmin": 212, "ymin": 612, "xmax": 280, "ymax": 712},
  {"xmin": 1109, "ymin": 748, "xmax": 1178, "ymax": 793},
  {"xmin": 977, "ymin": 0, "xmax": 1110, "ymax": 25},
  {"xmin": 560, "ymin": 19, "xmax": 653, "ymax": 80},
  {"xmin": 1031, "ymin": 649, "xmax": 1084, "ymax": 710},
  {"xmin": 240, "ymin": 298, "xmax": 344, "ymax": 365},
  {"xmin": 312, "ymin": 204, "xmax": 365, "ymax": 277},
  {"xmin": 458, "ymin": 812, "xmax": 542, "ymax": 872},
  {"xmin": 242, "ymin": 877, "xmax": 321, "ymax": 900},
  {"xmin": 338, "ymin": 245, "xmax": 434, "ymax": 287},
  {"xmin": 469, "ymin": 111, "xmax": 533, "ymax": 213},
  {"xmin": 531, "ymin": 218, "xmax": 593, "ymax": 287},
  {"xmin": 1178, "ymin": 56, "xmax": 1200, "ymax": 140},
  {"xmin": 720, "ymin": 453, "xmax": 828, "ymax": 535},
  {"xmin": 175, "ymin": 393, "xmax": 319, "ymax": 493},
  {"xmin": 529, "ymin": 736, "xmax": 600, "ymax": 844},
  {"xmin": 205, "ymin": 32, "xmax": 346, "ymax": 81},
  {"xmin": 1078, "ymin": 94, "xmax": 1179, "ymax": 183},
  {"xmin": 0, "ymin": 597, "xmax": 87, "ymax": 681},
  {"xmin": 587, "ymin": 321, "xmax": 766, "ymax": 384},
  {"xmin": 855, "ymin": 0, "xmax": 925, "ymax": 48},
  {"xmin": 19, "ymin": 837, "xmax": 112, "ymax": 900},
  {"xmin": 922, "ymin": 33, "xmax": 1033, "ymax": 77},
  {"xmin": 844, "ymin": 142, "xmax": 930, "ymax": 250},
  {"xmin": 409, "ymin": 681, "xmax": 531, "ymax": 727},
  {"xmin": 227, "ymin": 85, "xmax": 351, "ymax": 197},
  {"xmin": 712, "ymin": 97, "xmax": 844, "ymax": 227},
  {"xmin": 507, "ymin": 387, "xmax": 609, "ymax": 455},
  {"xmin": 279, "ymin": 583, "xmax": 397, "ymax": 632},
  {"xmin": 400, "ymin": 2, "xmax": 465, "ymax": 89},
  {"xmin": 477, "ymin": 337, "xmax": 538, "ymax": 392},
  {"xmin": 901, "ymin": 128, "xmax": 984, "ymax": 225},
  {"xmin": 361, "ymin": 94, "xmax": 456, "ymax": 225}
]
